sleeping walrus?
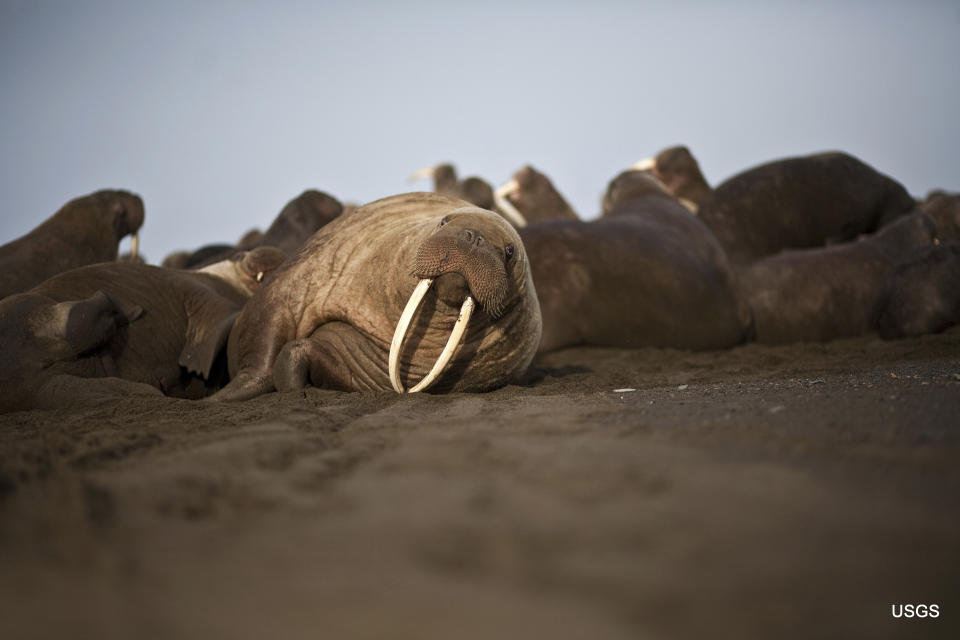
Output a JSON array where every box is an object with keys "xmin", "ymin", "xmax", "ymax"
[
  {"xmin": 211, "ymin": 192, "xmax": 541, "ymax": 400},
  {"xmin": 696, "ymin": 151, "xmax": 916, "ymax": 265},
  {"xmin": 520, "ymin": 170, "xmax": 751, "ymax": 354},
  {"xmin": 0, "ymin": 189, "xmax": 144, "ymax": 299},
  {"xmin": 0, "ymin": 247, "xmax": 287, "ymax": 413}
]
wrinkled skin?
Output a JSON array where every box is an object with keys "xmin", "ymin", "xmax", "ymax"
[
  {"xmin": 0, "ymin": 189, "xmax": 144, "ymax": 299},
  {"xmin": 499, "ymin": 165, "xmax": 580, "ymax": 223},
  {"xmin": 212, "ymin": 192, "xmax": 541, "ymax": 400},
  {"xmin": 877, "ymin": 244, "xmax": 960, "ymax": 339},
  {"xmin": 740, "ymin": 211, "xmax": 947, "ymax": 344},
  {"xmin": 0, "ymin": 247, "xmax": 286, "ymax": 412},
  {"xmin": 162, "ymin": 190, "xmax": 342, "ymax": 269},
  {"xmin": 522, "ymin": 171, "xmax": 752, "ymax": 354},
  {"xmin": 645, "ymin": 145, "xmax": 713, "ymax": 209},
  {"xmin": 699, "ymin": 151, "xmax": 917, "ymax": 265}
]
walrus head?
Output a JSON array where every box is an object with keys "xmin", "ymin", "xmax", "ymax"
[
  {"xmin": 103, "ymin": 190, "xmax": 145, "ymax": 259},
  {"xmin": 602, "ymin": 169, "xmax": 674, "ymax": 215},
  {"xmin": 390, "ymin": 206, "xmax": 529, "ymax": 393},
  {"xmin": 632, "ymin": 146, "xmax": 708, "ymax": 212},
  {"xmin": 413, "ymin": 209, "xmax": 519, "ymax": 319},
  {"xmin": 197, "ymin": 246, "xmax": 289, "ymax": 296}
]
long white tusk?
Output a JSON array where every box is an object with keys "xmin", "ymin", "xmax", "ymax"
[
  {"xmin": 408, "ymin": 165, "xmax": 436, "ymax": 183},
  {"xmin": 389, "ymin": 278, "xmax": 475, "ymax": 393},
  {"xmin": 631, "ymin": 157, "xmax": 656, "ymax": 171},
  {"xmin": 129, "ymin": 232, "xmax": 139, "ymax": 260},
  {"xmin": 493, "ymin": 179, "xmax": 528, "ymax": 228},
  {"xmin": 678, "ymin": 197, "xmax": 699, "ymax": 214}
]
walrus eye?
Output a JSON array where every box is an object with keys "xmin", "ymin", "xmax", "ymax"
[
  {"xmin": 504, "ymin": 244, "xmax": 515, "ymax": 261},
  {"xmin": 438, "ymin": 216, "xmax": 449, "ymax": 227}
]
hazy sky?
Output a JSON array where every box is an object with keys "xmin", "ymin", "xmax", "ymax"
[{"xmin": 1, "ymin": 0, "xmax": 958, "ymax": 263}]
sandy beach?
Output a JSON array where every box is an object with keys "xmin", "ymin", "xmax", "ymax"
[{"xmin": 1, "ymin": 328, "xmax": 958, "ymax": 639}]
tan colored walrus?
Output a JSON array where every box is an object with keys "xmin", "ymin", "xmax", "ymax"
[{"xmin": 211, "ymin": 192, "xmax": 541, "ymax": 400}]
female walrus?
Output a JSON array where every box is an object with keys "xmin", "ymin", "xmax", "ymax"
[{"xmin": 211, "ymin": 192, "xmax": 541, "ymax": 400}]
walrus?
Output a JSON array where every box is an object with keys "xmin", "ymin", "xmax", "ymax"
[
  {"xmin": 876, "ymin": 244, "xmax": 960, "ymax": 339},
  {"xmin": 211, "ymin": 192, "xmax": 541, "ymax": 400},
  {"xmin": 0, "ymin": 247, "xmax": 287, "ymax": 413},
  {"xmin": 520, "ymin": 170, "xmax": 752, "ymax": 354},
  {"xmin": 162, "ymin": 190, "xmax": 342, "ymax": 269},
  {"xmin": 408, "ymin": 163, "xmax": 496, "ymax": 210},
  {"xmin": 0, "ymin": 189, "xmax": 144, "ymax": 299},
  {"xmin": 494, "ymin": 165, "xmax": 580, "ymax": 228},
  {"xmin": 601, "ymin": 168, "xmax": 696, "ymax": 219},
  {"xmin": 695, "ymin": 151, "xmax": 917, "ymax": 265},
  {"xmin": 740, "ymin": 208, "xmax": 952, "ymax": 345},
  {"xmin": 632, "ymin": 145, "xmax": 711, "ymax": 211}
]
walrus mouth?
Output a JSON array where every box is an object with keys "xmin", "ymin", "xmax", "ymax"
[
  {"xmin": 493, "ymin": 180, "xmax": 528, "ymax": 228},
  {"xmin": 129, "ymin": 232, "xmax": 139, "ymax": 260},
  {"xmin": 388, "ymin": 278, "xmax": 475, "ymax": 393}
]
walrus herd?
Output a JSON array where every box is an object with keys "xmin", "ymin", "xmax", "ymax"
[{"xmin": 0, "ymin": 147, "xmax": 957, "ymax": 411}]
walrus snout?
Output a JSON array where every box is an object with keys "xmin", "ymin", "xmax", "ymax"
[
  {"xmin": 460, "ymin": 228, "xmax": 485, "ymax": 248},
  {"xmin": 414, "ymin": 226, "xmax": 509, "ymax": 319}
]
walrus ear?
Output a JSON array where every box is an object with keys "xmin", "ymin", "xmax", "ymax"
[{"xmin": 178, "ymin": 295, "xmax": 241, "ymax": 379}]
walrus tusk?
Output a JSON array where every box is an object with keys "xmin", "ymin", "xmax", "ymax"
[
  {"xmin": 129, "ymin": 232, "xmax": 139, "ymax": 260},
  {"xmin": 408, "ymin": 165, "xmax": 436, "ymax": 183},
  {"xmin": 631, "ymin": 157, "xmax": 656, "ymax": 171},
  {"xmin": 678, "ymin": 197, "xmax": 699, "ymax": 214},
  {"xmin": 389, "ymin": 278, "xmax": 475, "ymax": 393},
  {"xmin": 493, "ymin": 179, "xmax": 528, "ymax": 228}
]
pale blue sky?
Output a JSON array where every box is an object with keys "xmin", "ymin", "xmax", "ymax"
[{"xmin": 2, "ymin": 0, "xmax": 958, "ymax": 263}]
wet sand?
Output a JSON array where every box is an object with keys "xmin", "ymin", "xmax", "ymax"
[{"xmin": 2, "ymin": 329, "xmax": 959, "ymax": 639}]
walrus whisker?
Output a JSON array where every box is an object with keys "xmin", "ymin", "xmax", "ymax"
[
  {"xmin": 494, "ymin": 180, "xmax": 528, "ymax": 228},
  {"xmin": 389, "ymin": 278, "xmax": 475, "ymax": 393},
  {"xmin": 129, "ymin": 232, "xmax": 139, "ymax": 260}
]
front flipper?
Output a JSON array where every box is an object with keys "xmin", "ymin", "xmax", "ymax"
[
  {"xmin": 273, "ymin": 322, "xmax": 389, "ymax": 392},
  {"xmin": 206, "ymin": 370, "xmax": 275, "ymax": 402},
  {"xmin": 178, "ymin": 293, "xmax": 241, "ymax": 379}
]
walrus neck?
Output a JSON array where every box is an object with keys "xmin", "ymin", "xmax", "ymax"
[{"xmin": 197, "ymin": 260, "xmax": 253, "ymax": 297}]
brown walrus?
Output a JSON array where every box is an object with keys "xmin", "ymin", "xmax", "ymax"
[
  {"xmin": 211, "ymin": 192, "xmax": 541, "ymax": 400},
  {"xmin": 0, "ymin": 247, "xmax": 287, "ymax": 412},
  {"xmin": 408, "ymin": 163, "xmax": 496, "ymax": 210},
  {"xmin": 493, "ymin": 165, "xmax": 580, "ymax": 228},
  {"xmin": 877, "ymin": 244, "xmax": 960, "ymax": 339},
  {"xmin": 632, "ymin": 145, "xmax": 712, "ymax": 211},
  {"xmin": 0, "ymin": 189, "xmax": 144, "ymax": 299},
  {"xmin": 162, "ymin": 190, "xmax": 342, "ymax": 269},
  {"xmin": 876, "ymin": 193, "xmax": 960, "ymax": 339},
  {"xmin": 696, "ymin": 151, "xmax": 917, "ymax": 265},
  {"xmin": 520, "ymin": 170, "xmax": 752, "ymax": 354},
  {"xmin": 740, "ymin": 205, "xmax": 956, "ymax": 345}
]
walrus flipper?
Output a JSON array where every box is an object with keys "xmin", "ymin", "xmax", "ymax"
[
  {"xmin": 178, "ymin": 295, "xmax": 240, "ymax": 379},
  {"xmin": 206, "ymin": 370, "xmax": 274, "ymax": 402}
]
